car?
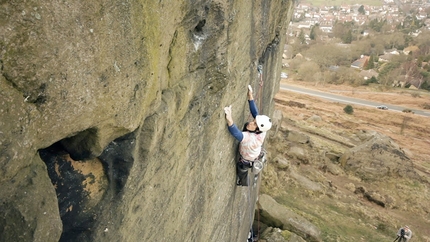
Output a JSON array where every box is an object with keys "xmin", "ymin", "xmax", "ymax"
[
  {"xmin": 377, "ymin": 105, "xmax": 388, "ymax": 110},
  {"xmin": 281, "ymin": 72, "xmax": 288, "ymax": 79}
]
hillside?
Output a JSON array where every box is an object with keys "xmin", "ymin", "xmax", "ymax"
[{"xmin": 260, "ymin": 79, "xmax": 430, "ymax": 241}]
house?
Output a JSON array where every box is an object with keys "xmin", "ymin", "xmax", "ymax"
[
  {"xmin": 410, "ymin": 30, "xmax": 422, "ymax": 37},
  {"xmin": 392, "ymin": 76, "xmax": 410, "ymax": 87},
  {"xmin": 359, "ymin": 69, "xmax": 379, "ymax": 80},
  {"xmin": 378, "ymin": 54, "xmax": 395, "ymax": 62},
  {"xmin": 384, "ymin": 49, "xmax": 399, "ymax": 55},
  {"xmin": 351, "ymin": 55, "xmax": 369, "ymax": 69},
  {"xmin": 297, "ymin": 3, "xmax": 311, "ymax": 11},
  {"xmin": 298, "ymin": 23, "xmax": 312, "ymax": 29},
  {"xmin": 320, "ymin": 25, "xmax": 333, "ymax": 33},
  {"xmin": 329, "ymin": 65, "xmax": 340, "ymax": 71},
  {"xmin": 408, "ymin": 79, "xmax": 424, "ymax": 89}
]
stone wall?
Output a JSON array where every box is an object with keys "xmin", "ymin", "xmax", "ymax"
[{"xmin": 0, "ymin": 0, "xmax": 294, "ymax": 241}]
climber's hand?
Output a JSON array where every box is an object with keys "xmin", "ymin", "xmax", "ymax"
[
  {"xmin": 224, "ymin": 105, "xmax": 232, "ymax": 118},
  {"xmin": 224, "ymin": 105, "xmax": 234, "ymax": 126},
  {"xmin": 247, "ymin": 85, "xmax": 253, "ymax": 100}
]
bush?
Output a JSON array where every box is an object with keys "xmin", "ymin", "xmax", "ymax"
[
  {"xmin": 410, "ymin": 92, "xmax": 421, "ymax": 98},
  {"xmin": 364, "ymin": 76, "xmax": 378, "ymax": 85},
  {"xmin": 343, "ymin": 105, "xmax": 354, "ymax": 114}
]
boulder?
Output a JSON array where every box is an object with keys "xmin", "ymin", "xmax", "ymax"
[
  {"xmin": 260, "ymin": 227, "xmax": 306, "ymax": 242},
  {"xmin": 273, "ymin": 155, "xmax": 290, "ymax": 169},
  {"xmin": 289, "ymin": 170, "xmax": 322, "ymax": 192},
  {"xmin": 288, "ymin": 146, "xmax": 309, "ymax": 164},
  {"xmin": 258, "ymin": 194, "xmax": 322, "ymax": 242},
  {"xmin": 286, "ymin": 130, "xmax": 310, "ymax": 144},
  {"xmin": 339, "ymin": 133, "xmax": 417, "ymax": 181},
  {"xmin": 270, "ymin": 109, "xmax": 284, "ymax": 137},
  {"xmin": 307, "ymin": 115, "xmax": 322, "ymax": 122},
  {"xmin": 325, "ymin": 152, "xmax": 340, "ymax": 163}
]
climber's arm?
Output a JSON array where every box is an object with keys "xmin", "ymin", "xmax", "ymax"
[
  {"xmin": 227, "ymin": 124, "xmax": 243, "ymax": 141},
  {"xmin": 248, "ymin": 100, "xmax": 258, "ymax": 118},
  {"xmin": 224, "ymin": 105, "xmax": 244, "ymax": 141},
  {"xmin": 247, "ymin": 85, "xmax": 259, "ymax": 118}
]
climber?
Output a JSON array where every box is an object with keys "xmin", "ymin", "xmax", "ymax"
[
  {"xmin": 224, "ymin": 85, "xmax": 272, "ymax": 186},
  {"xmin": 395, "ymin": 225, "xmax": 412, "ymax": 242}
]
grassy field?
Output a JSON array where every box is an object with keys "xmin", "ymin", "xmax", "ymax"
[
  {"xmin": 262, "ymin": 79, "xmax": 430, "ymax": 241},
  {"xmin": 301, "ymin": 0, "xmax": 383, "ymax": 7}
]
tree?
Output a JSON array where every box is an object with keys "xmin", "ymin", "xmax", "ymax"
[
  {"xmin": 322, "ymin": 70, "xmax": 337, "ymax": 85},
  {"xmin": 342, "ymin": 30, "xmax": 353, "ymax": 44},
  {"xmin": 365, "ymin": 55, "xmax": 375, "ymax": 70},
  {"xmin": 297, "ymin": 61, "xmax": 320, "ymax": 82},
  {"xmin": 333, "ymin": 22, "xmax": 347, "ymax": 40},
  {"xmin": 404, "ymin": 35, "xmax": 413, "ymax": 47},
  {"xmin": 397, "ymin": 15, "xmax": 424, "ymax": 34},
  {"xmin": 420, "ymin": 80, "xmax": 430, "ymax": 91},
  {"xmin": 378, "ymin": 55, "xmax": 407, "ymax": 85},
  {"xmin": 426, "ymin": 6, "xmax": 430, "ymax": 16},
  {"xmin": 364, "ymin": 76, "xmax": 378, "ymax": 85},
  {"xmin": 358, "ymin": 5, "xmax": 365, "ymax": 15},
  {"xmin": 416, "ymin": 32, "xmax": 430, "ymax": 55},
  {"xmin": 336, "ymin": 67, "xmax": 361, "ymax": 85},
  {"xmin": 303, "ymin": 43, "xmax": 348, "ymax": 69},
  {"xmin": 343, "ymin": 105, "xmax": 354, "ymax": 114},
  {"xmin": 385, "ymin": 32, "xmax": 406, "ymax": 50},
  {"xmin": 309, "ymin": 25, "xmax": 319, "ymax": 40},
  {"xmin": 369, "ymin": 19, "xmax": 387, "ymax": 32},
  {"xmin": 298, "ymin": 29, "xmax": 306, "ymax": 44},
  {"xmin": 333, "ymin": 22, "xmax": 356, "ymax": 44}
]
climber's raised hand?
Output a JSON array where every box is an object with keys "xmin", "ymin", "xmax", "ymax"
[
  {"xmin": 224, "ymin": 105, "xmax": 233, "ymax": 126},
  {"xmin": 247, "ymin": 85, "xmax": 253, "ymax": 100}
]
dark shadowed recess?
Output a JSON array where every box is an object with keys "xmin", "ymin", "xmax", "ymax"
[{"xmin": 38, "ymin": 129, "xmax": 138, "ymax": 242}]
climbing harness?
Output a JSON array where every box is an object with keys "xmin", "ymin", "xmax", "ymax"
[{"xmin": 252, "ymin": 148, "xmax": 266, "ymax": 175}]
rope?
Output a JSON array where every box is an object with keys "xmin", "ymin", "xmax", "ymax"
[
  {"xmin": 243, "ymin": 64, "xmax": 266, "ymax": 242},
  {"xmin": 248, "ymin": 64, "xmax": 265, "ymax": 121},
  {"xmin": 257, "ymin": 65, "xmax": 264, "ymax": 112},
  {"xmin": 251, "ymin": 64, "xmax": 265, "ymax": 242},
  {"xmin": 247, "ymin": 174, "xmax": 253, "ymax": 241},
  {"xmin": 251, "ymin": 200, "xmax": 261, "ymax": 242}
]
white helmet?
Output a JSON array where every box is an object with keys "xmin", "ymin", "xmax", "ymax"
[{"xmin": 255, "ymin": 115, "xmax": 272, "ymax": 132}]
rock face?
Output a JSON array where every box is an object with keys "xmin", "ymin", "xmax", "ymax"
[{"xmin": 0, "ymin": 1, "xmax": 294, "ymax": 241}]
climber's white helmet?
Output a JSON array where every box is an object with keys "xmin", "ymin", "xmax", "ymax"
[{"xmin": 255, "ymin": 115, "xmax": 272, "ymax": 132}]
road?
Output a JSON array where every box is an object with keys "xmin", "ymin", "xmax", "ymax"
[{"xmin": 280, "ymin": 84, "xmax": 430, "ymax": 117}]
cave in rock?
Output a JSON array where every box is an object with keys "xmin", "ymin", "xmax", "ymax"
[{"xmin": 38, "ymin": 129, "xmax": 137, "ymax": 241}]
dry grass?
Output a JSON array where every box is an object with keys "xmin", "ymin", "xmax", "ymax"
[
  {"xmin": 265, "ymin": 80, "xmax": 430, "ymax": 241},
  {"xmin": 277, "ymin": 80, "xmax": 430, "ymax": 172}
]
